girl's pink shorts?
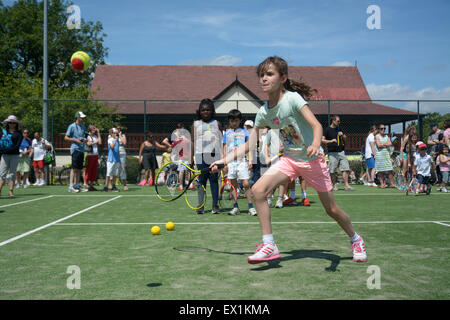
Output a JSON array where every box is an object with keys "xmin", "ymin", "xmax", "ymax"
[{"xmin": 265, "ymin": 155, "xmax": 333, "ymax": 192}]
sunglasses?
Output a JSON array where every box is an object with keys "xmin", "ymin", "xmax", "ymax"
[{"xmin": 379, "ymin": 128, "xmax": 385, "ymax": 130}]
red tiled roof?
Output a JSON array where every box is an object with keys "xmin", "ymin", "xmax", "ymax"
[{"xmin": 90, "ymin": 65, "xmax": 415, "ymax": 115}]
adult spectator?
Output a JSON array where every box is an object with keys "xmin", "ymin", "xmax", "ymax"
[
  {"xmin": 322, "ymin": 115, "xmax": 354, "ymax": 191},
  {"xmin": 427, "ymin": 122, "xmax": 444, "ymax": 184},
  {"xmin": 427, "ymin": 122, "xmax": 443, "ymax": 155},
  {"xmin": 444, "ymin": 119, "xmax": 450, "ymax": 148},
  {"xmin": 139, "ymin": 131, "xmax": 166, "ymax": 186},
  {"xmin": 374, "ymin": 124, "xmax": 396, "ymax": 188},
  {"xmin": 84, "ymin": 125, "xmax": 102, "ymax": 191},
  {"xmin": 31, "ymin": 132, "xmax": 51, "ymax": 186},
  {"xmin": 0, "ymin": 115, "xmax": 23, "ymax": 198},
  {"xmin": 16, "ymin": 128, "xmax": 32, "ymax": 189},
  {"xmin": 64, "ymin": 111, "xmax": 88, "ymax": 193},
  {"xmin": 364, "ymin": 125, "xmax": 378, "ymax": 187}
]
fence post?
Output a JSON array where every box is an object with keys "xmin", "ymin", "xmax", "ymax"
[
  {"xmin": 327, "ymin": 100, "xmax": 331, "ymax": 126},
  {"xmin": 417, "ymin": 100, "xmax": 422, "ymax": 140},
  {"xmin": 144, "ymin": 100, "xmax": 147, "ymax": 133}
]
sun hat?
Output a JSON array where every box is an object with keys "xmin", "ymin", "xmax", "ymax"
[{"xmin": 2, "ymin": 115, "xmax": 19, "ymax": 124}]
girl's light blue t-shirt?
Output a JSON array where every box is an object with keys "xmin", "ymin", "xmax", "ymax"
[{"xmin": 255, "ymin": 90, "xmax": 320, "ymax": 162}]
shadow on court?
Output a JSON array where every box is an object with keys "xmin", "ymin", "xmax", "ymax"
[
  {"xmin": 173, "ymin": 247, "xmax": 352, "ymax": 272},
  {"xmin": 250, "ymin": 249, "xmax": 353, "ymax": 272}
]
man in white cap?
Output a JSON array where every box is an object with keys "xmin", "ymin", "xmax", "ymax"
[{"xmin": 64, "ymin": 111, "xmax": 88, "ymax": 193}]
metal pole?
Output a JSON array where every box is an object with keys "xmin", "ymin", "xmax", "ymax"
[
  {"xmin": 144, "ymin": 100, "xmax": 147, "ymax": 132},
  {"xmin": 43, "ymin": 0, "xmax": 48, "ymax": 140},
  {"xmin": 417, "ymin": 100, "xmax": 422, "ymax": 140},
  {"xmin": 327, "ymin": 100, "xmax": 331, "ymax": 126},
  {"xmin": 43, "ymin": 0, "xmax": 49, "ymax": 184}
]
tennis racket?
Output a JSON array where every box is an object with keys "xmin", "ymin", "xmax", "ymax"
[
  {"xmin": 406, "ymin": 176, "xmax": 417, "ymax": 196},
  {"xmin": 155, "ymin": 160, "xmax": 223, "ymax": 203},
  {"xmin": 218, "ymin": 169, "xmax": 237, "ymax": 211}
]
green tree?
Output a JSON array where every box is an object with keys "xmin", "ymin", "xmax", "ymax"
[
  {"xmin": 0, "ymin": 0, "xmax": 108, "ymax": 88},
  {"xmin": 0, "ymin": 68, "xmax": 122, "ymax": 139},
  {"xmin": 421, "ymin": 112, "xmax": 450, "ymax": 140}
]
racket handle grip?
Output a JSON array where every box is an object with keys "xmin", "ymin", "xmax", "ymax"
[{"xmin": 201, "ymin": 163, "xmax": 224, "ymax": 174}]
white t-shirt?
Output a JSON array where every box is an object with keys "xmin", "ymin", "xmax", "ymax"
[
  {"xmin": 365, "ymin": 133, "xmax": 375, "ymax": 159},
  {"xmin": 32, "ymin": 138, "xmax": 49, "ymax": 161},
  {"xmin": 87, "ymin": 134, "xmax": 99, "ymax": 156},
  {"xmin": 265, "ymin": 129, "xmax": 283, "ymax": 161},
  {"xmin": 414, "ymin": 153, "xmax": 432, "ymax": 177}
]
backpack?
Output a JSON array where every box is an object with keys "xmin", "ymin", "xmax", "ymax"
[{"xmin": 0, "ymin": 129, "xmax": 14, "ymax": 153}]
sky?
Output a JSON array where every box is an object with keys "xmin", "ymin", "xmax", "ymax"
[{"xmin": 4, "ymin": 0, "xmax": 450, "ymax": 114}]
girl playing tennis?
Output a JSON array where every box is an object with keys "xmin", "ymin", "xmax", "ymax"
[{"xmin": 211, "ymin": 56, "xmax": 367, "ymax": 264}]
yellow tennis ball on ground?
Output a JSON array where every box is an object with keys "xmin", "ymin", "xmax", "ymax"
[
  {"xmin": 151, "ymin": 226, "xmax": 161, "ymax": 235},
  {"xmin": 166, "ymin": 222, "xmax": 175, "ymax": 231},
  {"xmin": 71, "ymin": 51, "xmax": 90, "ymax": 71}
]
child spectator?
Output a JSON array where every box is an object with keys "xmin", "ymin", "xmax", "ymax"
[
  {"xmin": 16, "ymin": 128, "xmax": 32, "ymax": 189},
  {"xmin": 413, "ymin": 143, "xmax": 434, "ymax": 195},
  {"xmin": 438, "ymin": 145, "xmax": 449, "ymax": 192},
  {"xmin": 223, "ymin": 109, "xmax": 257, "ymax": 216},
  {"xmin": 191, "ymin": 99, "xmax": 223, "ymax": 214},
  {"xmin": 103, "ymin": 128, "xmax": 121, "ymax": 192},
  {"xmin": 31, "ymin": 131, "xmax": 51, "ymax": 186},
  {"xmin": 84, "ymin": 125, "xmax": 101, "ymax": 191}
]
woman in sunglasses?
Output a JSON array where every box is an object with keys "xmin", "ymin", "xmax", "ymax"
[{"xmin": 374, "ymin": 124, "xmax": 395, "ymax": 188}]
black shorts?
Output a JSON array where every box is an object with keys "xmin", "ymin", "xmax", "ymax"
[
  {"xmin": 416, "ymin": 174, "xmax": 430, "ymax": 185},
  {"xmin": 71, "ymin": 150, "xmax": 84, "ymax": 170}
]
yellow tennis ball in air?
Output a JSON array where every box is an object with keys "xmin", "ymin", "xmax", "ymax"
[
  {"xmin": 151, "ymin": 226, "xmax": 161, "ymax": 235},
  {"xmin": 166, "ymin": 222, "xmax": 175, "ymax": 231},
  {"xmin": 71, "ymin": 51, "xmax": 90, "ymax": 71}
]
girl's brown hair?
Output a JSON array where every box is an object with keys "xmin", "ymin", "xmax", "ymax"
[{"xmin": 256, "ymin": 56, "xmax": 317, "ymax": 99}]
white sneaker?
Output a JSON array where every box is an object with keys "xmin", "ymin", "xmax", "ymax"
[
  {"xmin": 228, "ymin": 207, "xmax": 240, "ymax": 216},
  {"xmin": 38, "ymin": 180, "xmax": 46, "ymax": 186},
  {"xmin": 351, "ymin": 237, "xmax": 368, "ymax": 262},
  {"xmin": 248, "ymin": 208, "xmax": 257, "ymax": 216},
  {"xmin": 15, "ymin": 183, "xmax": 21, "ymax": 189},
  {"xmin": 68, "ymin": 186, "xmax": 80, "ymax": 193},
  {"xmin": 275, "ymin": 198, "xmax": 283, "ymax": 208},
  {"xmin": 248, "ymin": 242, "xmax": 281, "ymax": 264},
  {"xmin": 442, "ymin": 187, "xmax": 448, "ymax": 193},
  {"xmin": 267, "ymin": 198, "xmax": 273, "ymax": 207},
  {"xmin": 23, "ymin": 182, "xmax": 29, "ymax": 189},
  {"xmin": 33, "ymin": 181, "xmax": 39, "ymax": 186}
]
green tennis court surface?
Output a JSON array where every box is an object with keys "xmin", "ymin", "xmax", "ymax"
[{"xmin": 0, "ymin": 185, "xmax": 448, "ymax": 299}]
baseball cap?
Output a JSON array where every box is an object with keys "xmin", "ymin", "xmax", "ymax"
[
  {"xmin": 244, "ymin": 120, "xmax": 254, "ymax": 127},
  {"xmin": 430, "ymin": 122, "xmax": 438, "ymax": 129},
  {"xmin": 75, "ymin": 111, "xmax": 86, "ymax": 118},
  {"xmin": 415, "ymin": 141, "xmax": 424, "ymax": 147},
  {"xmin": 417, "ymin": 143, "xmax": 427, "ymax": 149}
]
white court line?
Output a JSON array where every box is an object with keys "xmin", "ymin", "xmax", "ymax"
[
  {"xmin": 0, "ymin": 196, "xmax": 121, "ymax": 247},
  {"xmin": 49, "ymin": 193, "xmax": 450, "ymax": 197},
  {"xmin": 55, "ymin": 220, "xmax": 450, "ymax": 226},
  {"xmin": 433, "ymin": 221, "xmax": 450, "ymax": 227},
  {"xmin": 0, "ymin": 195, "xmax": 54, "ymax": 209}
]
